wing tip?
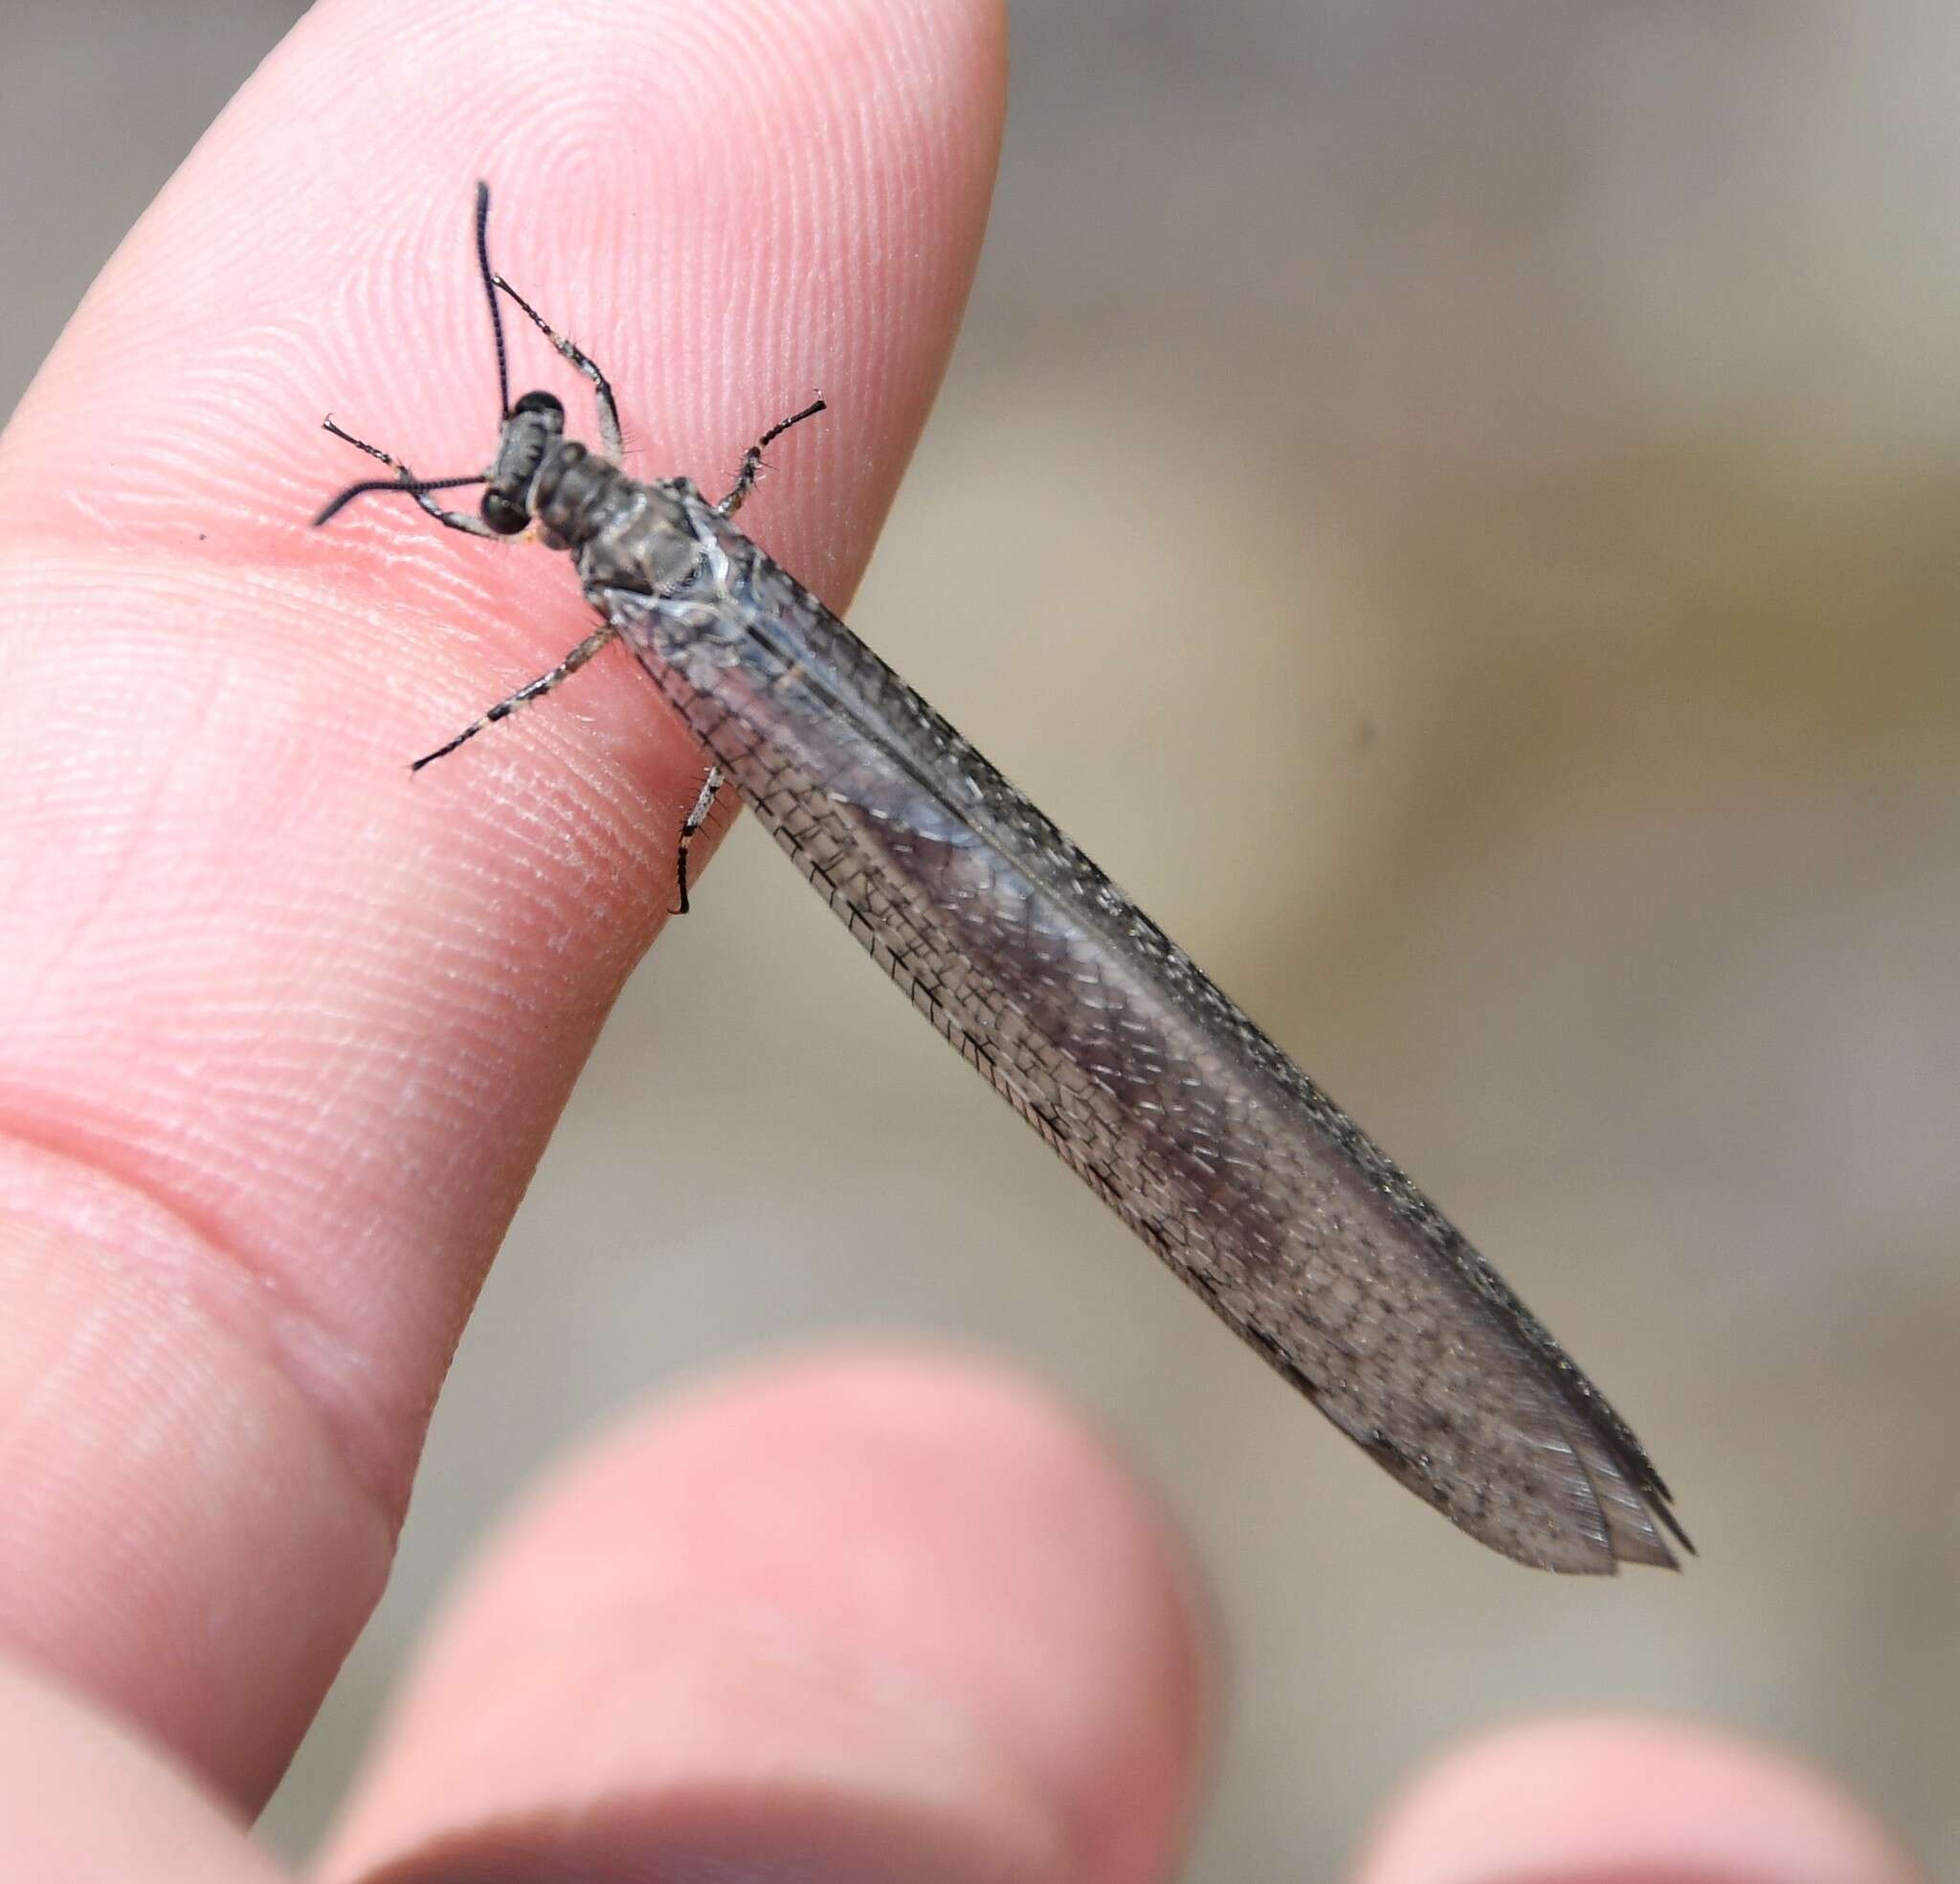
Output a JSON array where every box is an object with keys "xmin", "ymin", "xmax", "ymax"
[{"xmin": 1570, "ymin": 1431, "xmax": 1694, "ymax": 1574}]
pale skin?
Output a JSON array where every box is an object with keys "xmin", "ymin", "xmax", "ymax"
[{"xmin": 0, "ymin": 0, "xmax": 1927, "ymax": 1877}]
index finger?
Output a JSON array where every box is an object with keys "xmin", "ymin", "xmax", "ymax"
[{"xmin": 0, "ymin": 0, "xmax": 1005, "ymax": 1807}]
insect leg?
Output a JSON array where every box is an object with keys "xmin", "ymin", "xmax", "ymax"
[
  {"xmin": 491, "ymin": 275, "xmax": 624, "ymax": 463},
  {"xmin": 673, "ymin": 765, "xmax": 725, "ymax": 915},
  {"xmin": 321, "ymin": 419, "xmax": 496, "ymax": 536},
  {"xmin": 717, "ymin": 399, "xmax": 827, "ymax": 516},
  {"xmin": 412, "ymin": 625, "xmax": 619, "ymax": 770}
]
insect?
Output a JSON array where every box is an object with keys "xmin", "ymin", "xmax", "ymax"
[{"xmin": 316, "ymin": 185, "xmax": 1690, "ymax": 1573}]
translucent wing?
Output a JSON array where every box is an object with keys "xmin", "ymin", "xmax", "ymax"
[{"xmin": 602, "ymin": 491, "xmax": 1688, "ymax": 1573}]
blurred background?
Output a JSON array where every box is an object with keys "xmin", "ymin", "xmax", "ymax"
[{"xmin": 7, "ymin": 0, "xmax": 1957, "ymax": 1873}]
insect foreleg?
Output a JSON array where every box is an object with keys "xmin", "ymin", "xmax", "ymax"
[{"xmin": 492, "ymin": 274, "xmax": 625, "ymax": 463}]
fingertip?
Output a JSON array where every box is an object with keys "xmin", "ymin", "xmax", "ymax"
[
  {"xmin": 324, "ymin": 1347, "xmax": 1211, "ymax": 1884},
  {"xmin": 1354, "ymin": 1715, "xmax": 1926, "ymax": 1884}
]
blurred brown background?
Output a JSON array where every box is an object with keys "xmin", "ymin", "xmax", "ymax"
[{"xmin": 7, "ymin": 1, "xmax": 1957, "ymax": 1873}]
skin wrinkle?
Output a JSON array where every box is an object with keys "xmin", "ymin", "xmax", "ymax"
[
  {"xmin": 0, "ymin": 516, "xmax": 710, "ymax": 1518},
  {"xmin": 0, "ymin": 1127, "xmax": 411, "ymax": 1530},
  {"xmin": 11, "ymin": 611, "xmax": 644, "ymax": 1505},
  {"xmin": 0, "ymin": 1203, "xmax": 395, "ymax": 1803},
  {"xmin": 0, "ymin": 753, "xmax": 711, "ymax": 1525}
]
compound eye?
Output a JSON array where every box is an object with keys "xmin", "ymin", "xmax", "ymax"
[
  {"xmin": 511, "ymin": 390, "xmax": 563, "ymax": 418},
  {"xmin": 480, "ymin": 490, "xmax": 529, "ymax": 535}
]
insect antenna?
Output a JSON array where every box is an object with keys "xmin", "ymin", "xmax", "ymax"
[
  {"xmin": 475, "ymin": 180, "xmax": 512, "ymax": 419},
  {"xmin": 312, "ymin": 471, "xmax": 488, "ymax": 528}
]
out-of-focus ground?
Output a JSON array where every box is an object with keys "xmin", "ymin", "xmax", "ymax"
[{"xmin": 6, "ymin": 2, "xmax": 1957, "ymax": 1873}]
